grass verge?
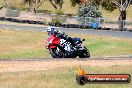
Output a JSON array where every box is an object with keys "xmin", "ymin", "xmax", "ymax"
[
  {"xmin": 0, "ymin": 29, "xmax": 132, "ymax": 59},
  {"xmin": 0, "ymin": 64, "xmax": 132, "ymax": 88},
  {"xmin": 0, "ymin": 21, "xmax": 46, "ymax": 27}
]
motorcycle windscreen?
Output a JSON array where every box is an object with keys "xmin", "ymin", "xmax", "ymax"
[{"xmin": 73, "ymin": 37, "xmax": 81, "ymax": 44}]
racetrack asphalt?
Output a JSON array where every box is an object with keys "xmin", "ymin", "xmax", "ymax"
[
  {"xmin": 0, "ymin": 24, "xmax": 132, "ymax": 38},
  {"xmin": 0, "ymin": 55, "xmax": 132, "ymax": 62}
]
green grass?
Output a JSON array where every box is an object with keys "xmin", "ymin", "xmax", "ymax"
[
  {"xmin": 0, "ymin": 65, "xmax": 132, "ymax": 88},
  {"xmin": 0, "ymin": 29, "xmax": 132, "ymax": 59},
  {"xmin": 86, "ymin": 38, "xmax": 132, "ymax": 57},
  {"xmin": 69, "ymin": 33, "xmax": 132, "ymax": 57},
  {"xmin": 0, "ymin": 49, "xmax": 49, "ymax": 59}
]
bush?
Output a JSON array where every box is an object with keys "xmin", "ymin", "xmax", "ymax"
[
  {"xmin": 55, "ymin": 10, "xmax": 64, "ymax": 15},
  {"xmin": 77, "ymin": 3, "xmax": 105, "ymax": 29},
  {"xmin": 50, "ymin": 14, "xmax": 67, "ymax": 26},
  {"xmin": 78, "ymin": 4, "xmax": 102, "ymax": 18},
  {"xmin": 51, "ymin": 18, "xmax": 62, "ymax": 26},
  {"xmin": 6, "ymin": 9, "xmax": 19, "ymax": 17},
  {"xmin": 37, "ymin": 10, "xmax": 51, "ymax": 14}
]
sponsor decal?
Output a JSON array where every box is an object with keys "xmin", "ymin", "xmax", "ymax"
[{"xmin": 76, "ymin": 66, "xmax": 131, "ymax": 85}]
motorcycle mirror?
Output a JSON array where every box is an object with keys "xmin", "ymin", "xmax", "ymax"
[{"xmin": 82, "ymin": 39, "xmax": 85, "ymax": 41}]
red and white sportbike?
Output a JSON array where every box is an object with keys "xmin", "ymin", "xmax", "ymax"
[{"xmin": 46, "ymin": 34, "xmax": 90, "ymax": 58}]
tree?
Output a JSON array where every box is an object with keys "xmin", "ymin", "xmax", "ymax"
[
  {"xmin": 113, "ymin": 0, "xmax": 132, "ymax": 30},
  {"xmin": 78, "ymin": 4, "xmax": 102, "ymax": 17},
  {"xmin": 49, "ymin": 0, "xmax": 64, "ymax": 10},
  {"xmin": 71, "ymin": 0, "xmax": 131, "ymax": 30},
  {"xmin": 23, "ymin": 0, "xmax": 64, "ymax": 13},
  {"xmin": 23, "ymin": 0, "xmax": 45, "ymax": 13},
  {"xmin": 101, "ymin": 0, "xmax": 117, "ymax": 12},
  {"xmin": 0, "ymin": 0, "xmax": 6, "ymax": 9},
  {"xmin": 70, "ymin": 0, "xmax": 82, "ymax": 6},
  {"xmin": 77, "ymin": 4, "xmax": 102, "ymax": 25},
  {"xmin": 70, "ymin": 0, "xmax": 117, "ymax": 11}
]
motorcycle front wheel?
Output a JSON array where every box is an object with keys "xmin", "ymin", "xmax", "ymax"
[
  {"xmin": 49, "ymin": 47, "xmax": 65, "ymax": 58},
  {"xmin": 79, "ymin": 46, "xmax": 90, "ymax": 58}
]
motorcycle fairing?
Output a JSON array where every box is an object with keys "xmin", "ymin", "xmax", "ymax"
[{"xmin": 46, "ymin": 35, "xmax": 60, "ymax": 49}]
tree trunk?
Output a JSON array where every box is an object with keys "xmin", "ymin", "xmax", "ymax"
[
  {"xmin": 118, "ymin": 10, "xmax": 126, "ymax": 31},
  {"xmin": 28, "ymin": 1, "xmax": 35, "ymax": 13},
  {"xmin": 33, "ymin": 7, "xmax": 37, "ymax": 13},
  {"xmin": 59, "ymin": 2, "xmax": 63, "ymax": 10},
  {"xmin": 49, "ymin": 0, "xmax": 58, "ymax": 9}
]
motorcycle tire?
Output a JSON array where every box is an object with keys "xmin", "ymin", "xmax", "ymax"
[
  {"xmin": 49, "ymin": 47, "xmax": 65, "ymax": 58},
  {"xmin": 79, "ymin": 46, "xmax": 90, "ymax": 58}
]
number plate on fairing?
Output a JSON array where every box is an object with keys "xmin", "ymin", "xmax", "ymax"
[{"xmin": 60, "ymin": 39, "xmax": 71, "ymax": 51}]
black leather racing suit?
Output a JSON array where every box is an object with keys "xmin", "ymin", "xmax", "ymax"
[{"xmin": 52, "ymin": 30, "xmax": 74, "ymax": 45}]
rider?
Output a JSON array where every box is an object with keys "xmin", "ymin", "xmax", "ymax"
[
  {"xmin": 47, "ymin": 26, "xmax": 55, "ymax": 37},
  {"xmin": 46, "ymin": 26, "xmax": 74, "ymax": 45}
]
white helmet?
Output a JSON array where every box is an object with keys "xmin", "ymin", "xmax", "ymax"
[{"xmin": 47, "ymin": 26, "xmax": 55, "ymax": 32}]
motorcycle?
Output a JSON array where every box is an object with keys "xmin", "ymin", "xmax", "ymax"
[{"xmin": 46, "ymin": 34, "xmax": 90, "ymax": 58}]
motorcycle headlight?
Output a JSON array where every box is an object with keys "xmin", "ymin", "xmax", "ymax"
[
  {"xmin": 49, "ymin": 39, "xmax": 53, "ymax": 44},
  {"xmin": 46, "ymin": 39, "xmax": 53, "ymax": 47}
]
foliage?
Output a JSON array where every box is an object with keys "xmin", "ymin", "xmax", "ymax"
[
  {"xmin": 37, "ymin": 9, "xmax": 51, "ymax": 13},
  {"xmin": 70, "ymin": 0, "xmax": 118, "ymax": 12},
  {"xmin": 50, "ymin": 15, "xmax": 65, "ymax": 26},
  {"xmin": 101, "ymin": 0, "xmax": 117, "ymax": 12},
  {"xmin": 51, "ymin": 18, "xmax": 62, "ymax": 25},
  {"xmin": 49, "ymin": 0, "xmax": 64, "ymax": 10},
  {"xmin": 21, "ymin": 0, "xmax": 64, "ymax": 13},
  {"xmin": 2, "ymin": 0, "xmax": 131, "ymax": 14},
  {"xmin": 6, "ymin": 9, "xmax": 19, "ymax": 17},
  {"xmin": 77, "ymin": 3, "xmax": 102, "ymax": 25},
  {"xmin": 23, "ymin": 0, "xmax": 45, "ymax": 13},
  {"xmin": 55, "ymin": 9, "xmax": 64, "ymax": 15},
  {"xmin": 78, "ymin": 4, "xmax": 102, "ymax": 17},
  {"xmin": 70, "ymin": 0, "xmax": 82, "ymax": 6}
]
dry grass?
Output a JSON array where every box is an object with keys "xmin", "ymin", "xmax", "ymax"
[
  {"xmin": 0, "ymin": 60, "xmax": 132, "ymax": 88},
  {"xmin": 0, "ymin": 29, "xmax": 132, "ymax": 59},
  {"xmin": 0, "ymin": 59, "xmax": 132, "ymax": 72},
  {"xmin": 0, "ymin": 29, "xmax": 43, "ymax": 53},
  {"xmin": 68, "ymin": 33, "xmax": 132, "ymax": 57},
  {"xmin": 0, "ymin": 29, "xmax": 131, "ymax": 88},
  {"xmin": 0, "ymin": 21, "xmax": 47, "ymax": 27},
  {"xmin": 0, "ymin": 29, "xmax": 50, "ymax": 58}
]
